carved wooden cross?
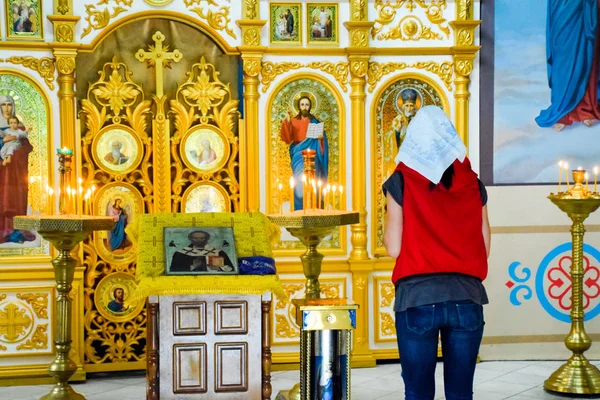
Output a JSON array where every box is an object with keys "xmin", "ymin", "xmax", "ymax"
[{"xmin": 135, "ymin": 31, "xmax": 183, "ymax": 98}]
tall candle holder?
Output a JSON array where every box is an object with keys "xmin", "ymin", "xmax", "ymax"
[
  {"xmin": 13, "ymin": 148, "xmax": 113, "ymax": 400},
  {"xmin": 545, "ymin": 168, "xmax": 600, "ymax": 395}
]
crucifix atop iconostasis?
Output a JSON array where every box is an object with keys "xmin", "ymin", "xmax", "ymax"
[{"xmin": 135, "ymin": 31, "xmax": 183, "ymax": 212}]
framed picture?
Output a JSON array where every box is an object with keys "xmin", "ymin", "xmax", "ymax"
[
  {"xmin": 92, "ymin": 125, "xmax": 143, "ymax": 175},
  {"xmin": 164, "ymin": 227, "xmax": 238, "ymax": 275},
  {"xmin": 307, "ymin": 3, "xmax": 338, "ymax": 46},
  {"xmin": 6, "ymin": 0, "xmax": 43, "ymax": 40},
  {"xmin": 180, "ymin": 125, "xmax": 230, "ymax": 174},
  {"xmin": 182, "ymin": 182, "xmax": 230, "ymax": 213},
  {"xmin": 94, "ymin": 272, "xmax": 144, "ymax": 323},
  {"xmin": 270, "ymin": 3, "xmax": 302, "ymax": 46}
]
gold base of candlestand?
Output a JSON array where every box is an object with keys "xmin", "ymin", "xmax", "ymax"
[
  {"xmin": 546, "ymin": 194, "xmax": 600, "ymax": 396},
  {"xmin": 544, "ymin": 357, "xmax": 600, "ymax": 395},
  {"xmin": 13, "ymin": 216, "xmax": 114, "ymax": 400}
]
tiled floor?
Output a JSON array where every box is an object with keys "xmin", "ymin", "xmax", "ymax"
[{"xmin": 0, "ymin": 360, "xmax": 597, "ymax": 399}]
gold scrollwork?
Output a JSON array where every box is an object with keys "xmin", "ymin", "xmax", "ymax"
[
  {"xmin": 185, "ymin": 0, "xmax": 236, "ymax": 39},
  {"xmin": 372, "ymin": 0, "xmax": 449, "ymax": 41},
  {"xmin": 381, "ymin": 312, "xmax": 396, "ymax": 335},
  {"xmin": 82, "ymin": 0, "xmax": 133, "ymax": 39},
  {"xmin": 56, "ymin": 24, "xmax": 74, "ymax": 42},
  {"xmin": 307, "ymin": 62, "xmax": 349, "ymax": 92},
  {"xmin": 260, "ymin": 62, "xmax": 302, "ymax": 93},
  {"xmin": 457, "ymin": 29, "xmax": 474, "ymax": 46},
  {"xmin": 352, "ymin": 30, "xmax": 369, "ymax": 47},
  {"xmin": 16, "ymin": 324, "xmax": 48, "ymax": 350},
  {"xmin": 350, "ymin": 60, "xmax": 368, "ymax": 78},
  {"xmin": 276, "ymin": 314, "xmax": 296, "ymax": 338},
  {"xmin": 243, "ymin": 59, "xmax": 261, "ymax": 77},
  {"xmin": 16, "ymin": 293, "xmax": 48, "ymax": 319},
  {"xmin": 380, "ymin": 283, "xmax": 395, "ymax": 307},
  {"xmin": 352, "ymin": 0, "xmax": 367, "ymax": 21},
  {"xmin": 243, "ymin": 28, "xmax": 260, "ymax": 46},
  {"xmin": 57, "ymin": 0, "xmax": 70, "ymax": 14},
  {"xmin": 245, "ymin": 0, "xmax": 258, "ymax": 19},
  {"xmin": 458, "ymin": 0, "xmax": 473, "ymax": 20},
  {"xmin": 455, "ymin": 59, "xmax": 473, "ymax": 77},
  {"xmin": 368, "ymin": 61, "xmax": 453, "ymax": 92},
  {"xmin": 276, "ymin": 284, "xmax": 304, "ymax": 309},
  {"xmin": 0, "ymin": 295, "xmax": 5, "ymax": 301},
  {"xmin": 56, "ymin": 55, "xmax": 76, "ymax": 75},
  {"xmin": 5, "ymin": 57, "xmax": 56, "ymax": 91}
]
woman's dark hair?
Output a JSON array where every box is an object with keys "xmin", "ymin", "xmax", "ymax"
[{"xmin": 430, "ymin": 164, "xmax": 454, "ymax": 191}]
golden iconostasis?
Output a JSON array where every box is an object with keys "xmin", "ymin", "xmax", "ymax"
[{"xmin": 0, "ymin": 0, "xmax": 479, "ymax": 382}]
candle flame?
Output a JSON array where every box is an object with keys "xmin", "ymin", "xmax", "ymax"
[
  {"xmin": 595, "ymin": 166, "xmax": 599, "ymax": 175},
  {"xmin": 578, "ymin": 166, "xmax": 583, "ymax": 171},
  {"xmin": 48, "ymin": 188, "xmax": 54, "ymax": 196},
  {"xmin": 29, "ymin": 176, "xmax": 35, "ymax": 184},
  {"xmin": 558, "ymin": 160, "xmax": 564, "ymax": 167},
  {"xmin": 585, "ymin": 173, "xmax": 589, "ymax": 180},
  {"xmin": 339, "ymin": 185, "xmax": 344, "ymax": 195},
  {"xmin": 564, "ymin": 163, "xmax": 569, "ymax": 170},
  {"xmin": 301, "ymin": 174, "xmax": 307, "ymax": 183},
  {"xmin": 78, "ymin": 178, "xmax": 83, "ymax": 185},
  {"xmin": 91, "ymin": 185, "xmax": 96, "ymax": 192},
  {"xmin": 278, "ymin": 183, "xmax": 282, "ymax": 190},
  {"xmin": 318, "ymin": 180, "xmax": 322, "ymax": 188},
  {"xmin": 290, "ymin": 177, "xmax": 295, "ymax": 187},
  {"xmin": 332, "ymin": 184, "xmax": 337, "ymax": 193}
]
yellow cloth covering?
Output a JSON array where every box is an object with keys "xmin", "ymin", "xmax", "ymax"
[{"xmin": 128, "ymin": 212, "xmax": 286, "ymax": 302}]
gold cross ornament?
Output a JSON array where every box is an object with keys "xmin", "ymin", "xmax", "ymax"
[
  {"xmin": 135, "ymin": 31, "xmax": 183, "ymax": 98},
  {"xmin": 0, "ymin": 303, "xmax": 32, "ymax": 342}
]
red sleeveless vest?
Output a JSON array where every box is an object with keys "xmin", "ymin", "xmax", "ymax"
[{"xmin": 391, "ymin": 158, "xmax": 488, "ymax": 284}]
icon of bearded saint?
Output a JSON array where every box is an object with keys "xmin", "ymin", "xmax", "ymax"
[{"xmin": 104, "ymin": 140, "xmax": 129, "ymax": 166}]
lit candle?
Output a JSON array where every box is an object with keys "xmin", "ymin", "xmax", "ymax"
[
  {"xmin": 301, "ymin": 174, "xmax": 307, "ymax": 213},
  {"xmin": 565, "ymin": 163, "xmax": 570, "ymax": 189},
  {"xmin": 278, "ymin": 182, "xmax": 283, "ymax": 214},
  {"xmin": 313, "ymin": 184, "xmax": 318, "ymax": 212},
  {"xmin": 287, "ymin": 178, "xmax": 293, "ymax": 212},
  {"xmin": 78, "ymin": 184, "xmax": 84, "ymax": 216},
  {"xmin": 558, "ymin": 161, "xmax": 564, "ymax": 192},
  {"xmin": 594, "ymin": 166, "xmax": 598, "ymax": 193},
  {"xmin": 45, "ymin": 185, "xmax": 53, "ymax": 215},
  {"xmin": 585, "ymin": 172, "xmax": 589, "ymax": 191},
  {"xmin": 323, "ymin": 187, "xmax": 329, "ymax": 210},
  {"xmin": 578, "ymin": 166, "xmax": 583, "ymax": 171},
  {"xmin": 317, "ymin": 180, "xmax": 323, "ymax": 210},
  {"xmin": 84, "ymin": 191, "xmax": 91, "ymax": 215},
  {"xmin": 339, "ymin": 185, "xmax": 344, "ymax": 210},
  {"xmin": 325, "ymin": 184, "xmax": 331, "ymax": 210}
]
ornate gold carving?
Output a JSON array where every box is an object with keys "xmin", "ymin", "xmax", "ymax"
[
  {"xmin": 413, "ymin": 61, "xmax": 453, "ymax": 90},
  {"xmin": 352, "ymin": 30, "xmax": 369, "ymax": 47},
  {"xmin": 82, "ymin": 0, "xmax": 133, "ymax": 39},
  {"xmin": 16, "ymin": 293, "xmax": 49, "ymax": 319},
  {"xmin": 91, "ymin": 57, "xmax": 141, "ymax": 116},
  {"xmin": 372, "ymin": 0, "xmax": 450, "ymax": 41},
  {"xmin": 243, "ymin": 28, "xmax": 260, "ymax": 46},
  {"xmin": 57, "ymin": 0, "xmax": 70, "ymax": 15},
  {"xmin": 355, "ymin": 277, "xmax": 367, "ymax": 290},
  {"xmin": 243, "ymin": 59, "xmax": 261, "ymax": 77},
  {"xmin": 185, "ymin": 0, "xmax": 236, "ymax": 39},
  {"xmin": 0, "ymin": 303, "xmax": 32, "ymax": 342},
  {"xmin": 0, "ymin": 344, "xmax": 5, "ymax": 351},
  {"xmin": 380, "ymin": 283, "xmax": 395, "ymax": 307},
  {"xmin": 458, "ymin": 0, "xmax": 473, "ymax": 20},
  {"xmin": 0, "ymin": 295, "xmax": 5, "ymax": 301},
  {"xmin": 178, "ymin": 57, "xmax": 229, "ymax": 118},
  {"xmin": 307, "ymin": 62, "xmax": 349, "ymax": 92},
  {"xmin": 4, "ymin": 57, "xmax": 56, "ymax": 91},
  {"xmin": 276, "ymin": 284, "xmax": 303, "ymax": 309},
  {"xmin": 135, "ymin": 31, "xmax": 183, "ymax": 99},
  {"xmin": 16, "ymin": 324, "xmax": 48, "ymax": 350},
  {"xmin": 381, "ymin": 312, "xmax": 396, "ymax": 335},
  {"xmin": 56, "ymin": 56, "xmax": 75, "ymax": 75},
  {"xmin": 352, "ymin": 0, "xmax": 367, "ymax": 21},
  {"xmin": 457, "ymin": 29, "xmax": 473, "ymax": 46},
  {"xmin": 260, "ymin": 62, "xmax": 300, "ymax": 92},
  {"xmin": 245, "ymin": 0, "xmax": 258, "ymax": 19},
  {"xmin": 367, "ymin": 61, "xmax": 453, "ymax": 92},
  {"xmin": 56, "ymin": 24, "xmax": 74, "ymax": 42},
  {"xmin": 276, "ymin": 314, "xmax": 296, "ymax": 338},
  {"xmin": 455, "ymin": 59, "xmax": 473, "ymax": 76},
  {"xmin": 350, "ymin": 60, "xmax": 368, "ymax": 78}
]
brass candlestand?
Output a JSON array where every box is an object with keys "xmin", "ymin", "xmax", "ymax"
[
  {"xmin": 269, "ymin": 211, "xmax": 359, "ymax": 400},
  {"xmin": 13, "ymin": 150, "xmax": 113, "ymax": 400},
  {"xmin": 545, "ymin": 169, "xmax": 600, "ymax": 395}
]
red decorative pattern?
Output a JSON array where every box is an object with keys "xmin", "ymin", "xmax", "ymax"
[{"xmin": 547, "ymin": 256, "xmax": 600, "ymax": 310}]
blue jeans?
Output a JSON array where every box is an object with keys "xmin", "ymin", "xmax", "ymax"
[{"xmin": 395, "ymin": 300, "xmax": 484, "ymax": 400}]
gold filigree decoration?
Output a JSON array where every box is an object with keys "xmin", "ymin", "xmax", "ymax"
[
  {"xmin": 56, "ymin": 24, "xmax": 74, "ymax": 42},
  {"xmin": 276, "ymin": 284, "xmax": 304, "ymax": 309},
  {"xmin": 16, "ymin": 324, "xmax": 48, "ymax": 350},
  {"xmin": 5, "ymin": 57, "xmax": 56, "ymax": 91},
  {"xmin": 381, "ymin": 312, "xmax": 396, "ymax": 335},
  {"xmin": 350, "ymin": 60, "xmax": 368, "ymax": 78},
  {"xmin": 457, "ymin": 29, "xmax": 473, "ymax": 46},
  {"xmin": 243, "ymin": 28, "xmax": 260, "ymax": 46},
  {"xmin": 56, "ymin": 56, "xmax": 75, "ymax": 75},
  {"xmin": 0, "ymin": 295, "xmax": 5, "ymax": 301},
  {"xmin": 355, "ymin": 277, "xmax": 367, "ymax": 290},
  {"xmin": 16, "ymin": 293, "xmax": 48, "ymax": 319},
  {"xmin": 260, "ymin": 62, "xmax": 302, "ymax": 93},
  {"xmin": 0, "ymin": 344, "xmax": 5, "ymax": 351},
  {"xmin": 458, "ymin": 0, "xmax": 472, "ymax": 20},
  {"xmin": 0, "ymin": 303, "xmax": 32, "ymax": 342},
  {"xmin": 185, "ymin": 0, "xmax": 236, "ymax": 39},
  {"xmin": 353, "ymin": 0, "xmax": 367, "ymax": 20},
  {"xmin": 372, "ymin": 0, "xmax": 449, "ymax": 41},
  {"xmin": 352, "ymin": 30, "xmax": 368, "ymax": 47},
  {"xmin": 276, "ymin": 314, "xmax": 296, "ymax": 338},
  {"xmin": 89, "ymin": 56, "xmax": 142, "ymax": 117},
  {"xmin": 367, "ymin": 61, "xmax": 454, "ymax": 92},
  {"xmin": 82, "ymin": 0, "xmax": 133, "ymax": 39},
  {"xmin": 380, "ymin": 283, "xmax": 395, "ymax": 307},
  {"xmin": 245, "ymin": 0, "xmax": 258, "ymax": 19},
  {"xmin": 179, "ymin": 57, "xmax": 229, "ymax": 117},
  {"xmin": 57, "ymin": 0, "xmax": 70, "ymax": 14},
  {"xmin": 243, "ymin": 59, "xmax": 261, "ymax": 77},
  {"xmin": 307, "ymin": 62, "xmax": 349, "ymax": 92},
  {"xmin": 456, "ymin": 59, "xmax": 473, "ymax": 76}
]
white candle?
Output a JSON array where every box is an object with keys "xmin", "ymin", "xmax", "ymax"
[
  {"xmin": 339, "ymin": 185, "xmax": 344, "ymax": 210},
  {"xmin": 558, "ymin": 161, "xmax": 564, "ymax": 192},
  {"xmin": 564, "ymin": 163, "xmax": 570, "ymax": 189},
  {"xmin": 289, "ymin": 177, "xmax": 295, "ymax": 212}
]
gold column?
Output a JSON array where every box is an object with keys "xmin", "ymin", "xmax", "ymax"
[
  {"xmin": 345, "ymin": 5, "xmax": 376, "ymax": 367},
  {"xmin": 237, "ymin": 10, "xmax": 266, "ymax": 212},
  {"xmin": 450, "ymin": 0, "xmax": 480, "ymax": 147}
]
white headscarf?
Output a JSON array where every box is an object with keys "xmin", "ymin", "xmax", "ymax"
[
  {"xmin": 0, "ymin": 95, "xmax": 16, "ymax": 128},
  {"xmin": 394, "ymin": 105, "xmax": 466, "ymax": 184}
]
